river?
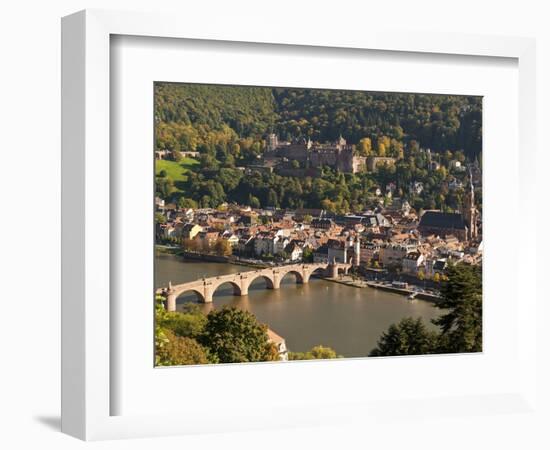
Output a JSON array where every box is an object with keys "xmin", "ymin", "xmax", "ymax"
[{"xmin": 155, "ymin": 253, "xmax": 442, "ymax": 357}]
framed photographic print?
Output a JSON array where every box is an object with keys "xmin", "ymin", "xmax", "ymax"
[
  {"xmin": 62, "ymin": 9, "xmax": 537, "ymax": 441},
  {"xmin": 152, "ymin": 81, "xmax": 482, "ymax": 366}
]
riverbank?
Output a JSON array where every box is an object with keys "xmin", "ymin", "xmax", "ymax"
[
  {"xmin": 322, "ymin": 276, "xmax": 367, "ymax": 289},
  {"xmin": 366, "ymin": 281, "xmax": 441, "ymax": 303},
  {"xmin": 157, "ymin": 247, "xmax": 441, "ymax": 301},
  {"xmin": 156, "ymin": 246, "xmax": 271, "ymax": 269}
]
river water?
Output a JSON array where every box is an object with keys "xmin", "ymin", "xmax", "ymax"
[{"xmin": 156, "ymin": 253, "xmax": 442, "ymax": 357}]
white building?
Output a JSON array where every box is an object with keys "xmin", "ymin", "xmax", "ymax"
[
  {"xmin": 402, "ymin": 252, "xmax": 425, "ymax": 275},
  {"xmin": 285, "ymin": 241, "xmax": 303, "ymax": 262},
  {"xmin": 267, "ymin": 328, "xmax": 288, "ymax": 361},
  {"xmin": 425, "ymin": 258, "xmax": 448, "ymax": 278},
  {"xmin": 379, "ymin": 243, "xmax": 417, "ymax": 267},
  {"xmin": 253, "ymin": 230, "xmax": 289, "ymax": 256}
]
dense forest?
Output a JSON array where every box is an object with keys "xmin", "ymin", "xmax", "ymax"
[
  {"xmin": 155, "ymin": 83, "xmax": 482, "ymax": 212},
  {"xmin": 155, "ymin": 83, "xmax": 482, "ymax": 158}
]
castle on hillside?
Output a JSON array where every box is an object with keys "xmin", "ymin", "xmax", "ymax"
[{"xmin": 266, "ymin": 134, "xmax": 366, "ymax": 174}]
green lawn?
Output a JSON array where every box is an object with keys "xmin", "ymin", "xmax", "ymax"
[{"xmin": 155, "ymin": 157, "xmax": 199, "ymax": 183}]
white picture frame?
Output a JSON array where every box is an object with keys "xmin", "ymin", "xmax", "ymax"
[{"xmin": 61, "ymin": 9, "xmax": 537, "ymax": 441}]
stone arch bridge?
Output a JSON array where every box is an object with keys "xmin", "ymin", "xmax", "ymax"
[{"xmin": 157, "ymin": 262, "xmax": 351, "ymax": 311}]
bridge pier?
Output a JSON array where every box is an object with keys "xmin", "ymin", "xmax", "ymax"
[
  {"xmin": 203, "ymin": 284, "xmax": 213, "ymax": 303},
  {"xmin": 166, "ymin": 293, "xmax": 177, "ymax": 312},
  {"xmin": 329, "ymin": 264, "xmax": 338, "ymax": 278}
]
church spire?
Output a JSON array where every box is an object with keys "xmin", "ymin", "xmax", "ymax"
[{"xmin": 463, "ymin": 167, "xmax": 477, "ymax": 240}]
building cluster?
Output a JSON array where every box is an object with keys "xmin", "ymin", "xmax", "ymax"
[
  {"xmin": 156, "ymin": 176, "xmax": 482, "ymax": 280},
  {"xmin": 262, "ymin": 134, "xmax": 376, "ymax": 174}
]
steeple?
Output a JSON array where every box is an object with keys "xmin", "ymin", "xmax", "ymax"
[{"xmin": 463, "ymin": 168, "xmax": 477, "ymax": 240}]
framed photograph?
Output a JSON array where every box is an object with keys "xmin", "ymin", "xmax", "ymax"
[
  {"xmin": 62, "ymin": 9, "xmax": 537, "ymax": 440},
  {"xmin": 152, "ymin": 81, "xmax": 482, "ymax": 365}
]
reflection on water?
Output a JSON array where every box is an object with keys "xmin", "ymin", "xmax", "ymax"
[{"xmin": 155, "ymin": 253, "xmax": 442, "ymax": 357}]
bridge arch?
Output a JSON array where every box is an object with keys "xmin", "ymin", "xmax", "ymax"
[
  {"xmin": 211, "ymin": 280, "xmax": 242, "ymax": 297},
  {"xmin": 310, "ymin": 266, "xmax": 327, "ymax": 276},
  {"xmin": 172, "ymin": 288, "xmax": 206, "ymax": 303},
  {"xmin": 279, "ymin": 269, "xmax": 304, "ymax": 284},
  {"xmin": 247, "ymin": 273, "xmax": 275, "ymax": 290}
]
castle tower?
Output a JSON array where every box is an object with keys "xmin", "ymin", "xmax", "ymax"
[
  {"xmin": 337, "ymin": 135, "xmax": 347, "ymax": 147},
  {"xmin": 463, "ymin": 169, "xmax": 477, "ymax": 240}
]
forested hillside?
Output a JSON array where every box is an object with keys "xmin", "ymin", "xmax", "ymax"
[
  {"xmin": 155, "ymin": 83, "xmax": 482, "ymax": 212},
  {"xmin": 155, "ymin": 83, "xmax": 482, "ymax": 158},
  {"xmin": 273, "ymin": 89, "xmax": 482, "ymax": 158}
]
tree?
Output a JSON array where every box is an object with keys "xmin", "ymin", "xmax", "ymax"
[
  {"xmin": 199, "ymin": 307, "xmax": 278, "ymax": 363},
  {"xmin": 156, "ymin": 330, "xmax": 212, "ymax": 366},
  {"xmin": 155, "ymin": 212, "xmax": 166, "ymax": 224},
  {"xmin": 358, "ymin": 137, "xmax": 372, "ymax": 156},
  {"xmin": 155, "ymin": 295, "xmax": 171, "ymax": 366},
  {"xmin": 172, "ymin": 150, "xmax": 183, "ymax": 162},
  {"xmin": 309, "ymin": 345, "xmax": 338, "ymax": 359},
  {"xmin": 266, "ymin": 189, "xmax": 278, "ymax": 207},
  {"xmin": 302, "ymin": 247, "xmax": 313, "ymax": 263},
  {"xmin": 289, "ymin": 345, "xmax": 339, "ymax": 360},
  {"xmin": 433, "ymin": 263, "xmax": 482, "ymax": 353},
  {"xmin": 377, "ymin": 136, "xmax": 391, "ymax": 157},
  {"xmin": 247, "ymin": 194, "xmax": 260, "ymax": 209},
  {"xmin": 214, "ymin": 239, "xmax": 233, "ymax": 257},
  {"xmin": 231, "ymin": 143, "xmax": 241, "ymax": 159},
  {"xmin": 178, "ymin": 197, "xmax": 198, "ymax": 209},
  {"xmin": 158, "ymin": 305, "xmax": 208, "ymax": 339},
  {"xmin": 369, "ymin": 317, "xmax": 438, "ymax": 356}
]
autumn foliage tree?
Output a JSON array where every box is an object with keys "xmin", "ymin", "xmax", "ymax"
[{"xmin": 156, "ymin": 330, "xmax": 212, "ymax": 366}]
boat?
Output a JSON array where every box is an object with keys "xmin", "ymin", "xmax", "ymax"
[{"xmin": 407, "ymin": 292, "xmax": 418, "ymax": 301}]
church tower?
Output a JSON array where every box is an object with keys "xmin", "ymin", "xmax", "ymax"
[{"xmin": 463, "ymin": 169, "xmax": 478, "ymax": 241}]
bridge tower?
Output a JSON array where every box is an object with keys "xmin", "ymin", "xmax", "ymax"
[
  {"xmin": 329, "ymin": 261, "xmax": 338, "ymax": 278},
  {"xmin": 352, "ymin": 236, "xmax": 360, "ymax": 267}
]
